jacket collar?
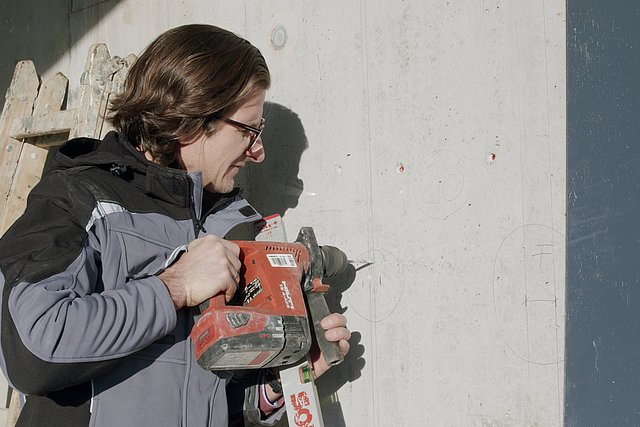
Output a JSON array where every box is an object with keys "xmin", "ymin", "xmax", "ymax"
[{"xmin": 53, "ymin": 131, "xmax": 193, "ymax": 208}]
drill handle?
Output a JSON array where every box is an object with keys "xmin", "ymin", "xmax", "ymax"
[{"xmin": 306, "ymin": 291, "xmax": 344, "ymax": 367}]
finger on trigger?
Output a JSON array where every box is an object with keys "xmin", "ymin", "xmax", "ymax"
[{"xmin": 225, "ymin": 281, "xmax": 237, "ymax": 302}]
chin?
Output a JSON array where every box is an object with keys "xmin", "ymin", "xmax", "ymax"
[{"xmin": 207, "ymin": 181, "xmax": 234, "ymax": 194}]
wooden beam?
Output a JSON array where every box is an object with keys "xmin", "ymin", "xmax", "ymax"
[
  {"xmin": 9, "ymin": 109, "xmax": 74, "ymax": 140},
  {"xmin": 0, "ymin": 61, "xmax": 40, "ymax": 230},
  {"xmin": 71, "ymin": 43, "xmax": 112, "ymax": 139},
  {"xmin": 0, "ymin": 72, "xmax": 68, "ymax": 235}
]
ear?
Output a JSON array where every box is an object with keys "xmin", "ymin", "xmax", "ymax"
[{"xmin": 176, "ymin": 131, "xmax": 204, "ymax": 172}]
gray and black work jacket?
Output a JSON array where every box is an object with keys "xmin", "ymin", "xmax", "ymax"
[{"xmin": 0, "ymin": 132, "xmax": 284, "ymax": 426}]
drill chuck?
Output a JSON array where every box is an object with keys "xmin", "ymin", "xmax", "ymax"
[{"xmin": 320, "ymin": 245, "xmax": 348, "ymax": 277}]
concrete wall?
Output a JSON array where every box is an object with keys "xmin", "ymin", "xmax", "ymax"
[{"xmin": 1, "ymin": 1, "xmax": 566, "ymax": 425}]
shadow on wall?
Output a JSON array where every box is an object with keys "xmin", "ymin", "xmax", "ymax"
[
  {"xmin": 0, "ymin": 0, "xmax": 122, "ymax": 99},
  {"xmin": 238, "ymin": 103, "xmax": 366, "ymax": 427},
  {"xmin": 317, "ymin": 265, "xmax": 366, "ymax": 427},
  {"xmin": 236, "ymin": 102, "xmax": 306, "ymax": 218}
]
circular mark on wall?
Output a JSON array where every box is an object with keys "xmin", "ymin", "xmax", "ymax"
[
  {"xmin": 345, "ymin": 248, "xmax": 405, "ymax": 322},
  {"xmin": 493, "ymin": 224, "xmax": 566, "ymax": 365},
  {"xmin": 271, "ymin": 26, "xmax": 287, "ymax": 50},
  {"xmin": 414, "ymin": 149, "xmax": 472, "ymax": 220}
]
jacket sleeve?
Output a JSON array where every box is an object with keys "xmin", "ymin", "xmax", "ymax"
[{"xmin": 0, "ymin": 175, "xmax": 177, "ymax": 396}]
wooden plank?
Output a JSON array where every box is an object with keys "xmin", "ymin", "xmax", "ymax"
[
  {"xmin": 29, "ymin": 72, "xmax": 69, "ymax": 148},
  {"xmin": 71, "ymin": 43, "xmax": 112, "ymax": 139},
  {"xmin": 0, "ymin": 72, "xmax": 68, "ymax": 235},
  {"xmin": 0, "ymin": 62, "xmax": 39, "ymax": 226},
  {"xmin": 0, "ymin": 145, "xmax": 49, "ymax": 235},
  {"xmin": 99, "ymin": 53, "xmax": 136, "ymax": 138},
  {"xmin": 93, "ymin": 55, "xmax": 119, "ymax": 140},
  {"xmin": 9, "ymin": 109, "xmax": 74, "ymax": 140},
  {"xmin": 4, "ymin": 393, "xmax": 17, "ymax": 427}
]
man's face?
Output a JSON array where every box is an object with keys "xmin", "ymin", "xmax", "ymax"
[{"xmin": 178, "ymin": 89, "xmax": 266, "ymax": 193}]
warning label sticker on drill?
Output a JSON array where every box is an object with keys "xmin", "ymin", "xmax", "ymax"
[
  {"xmin": 267, "ymin": 254, "xmax": 297, "ymax": 268},
  {"xmin": 243, "ymin": 277, "xmax": 263, "ymax": 306}
]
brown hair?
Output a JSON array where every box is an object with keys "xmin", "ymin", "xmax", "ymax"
[{"xmin": 109, "ymin": 24, "xmax": 270, "ymax": 166}]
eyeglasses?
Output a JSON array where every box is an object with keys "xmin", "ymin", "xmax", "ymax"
[{"xmin": 211, "ymin": 115, "xmax": 265, "ymax": 150}]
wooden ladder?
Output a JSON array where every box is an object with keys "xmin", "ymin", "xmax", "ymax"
[{"xmin": 0, "ymin": 44, "xmax": 135, "ymax": 427}]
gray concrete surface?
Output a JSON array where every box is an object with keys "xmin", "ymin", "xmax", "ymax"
[{"xmin": 1, "ymin": 1, "xmax": 566, "ymax": 425}]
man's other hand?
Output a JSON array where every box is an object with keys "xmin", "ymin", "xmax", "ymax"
[{"xmin": 310, "ymin": 313, "xmax": 351, "ymax": 378}]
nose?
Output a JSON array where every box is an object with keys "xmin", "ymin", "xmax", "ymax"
[{"xmin": 245, "ymin": 137, "xmax": 265, "ymax": 163}]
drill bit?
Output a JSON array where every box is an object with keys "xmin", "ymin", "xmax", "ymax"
[{"xmin": 348, "ymin": 259, "xmax": 375, "ymax": 272}]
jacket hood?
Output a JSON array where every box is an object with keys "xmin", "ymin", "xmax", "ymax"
[
  {"xmin": 49, "ymin": 131, "xmax": 194, "ymax": 207},
  {"xmin": 51, "ymin": 131, "xmax": 168, "ymax": 175}
]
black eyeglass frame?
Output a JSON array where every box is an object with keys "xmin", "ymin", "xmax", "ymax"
[{"xmin": 210, "ymin": 114, "xmax": 265, "ymax": 149}]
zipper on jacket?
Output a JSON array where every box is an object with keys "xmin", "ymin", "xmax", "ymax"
[
  {"xmin": 192, "ymin": 197, "xmax": 206, "ymax": 234},
  {"xmin": 188, "ymin": 179, "xmax": 207, "ymax": 235}
]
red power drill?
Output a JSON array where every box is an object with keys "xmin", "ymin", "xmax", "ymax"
[{"xmin": 190, "ymin": 227, "xmax": 348, "ymax": 371}]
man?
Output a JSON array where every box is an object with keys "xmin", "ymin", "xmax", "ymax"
[{"xmin": 0, "ymin": 24, "xmax": 350, "ymax": 426}]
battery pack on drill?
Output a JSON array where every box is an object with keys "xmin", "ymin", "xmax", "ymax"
[
  {"xmin": 191, "ymin": 227, "xmax": 348, "ymax": 372},
  {"xmin": 191, "ymin": 241, "xmax": 313, "ymax": 370}
]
